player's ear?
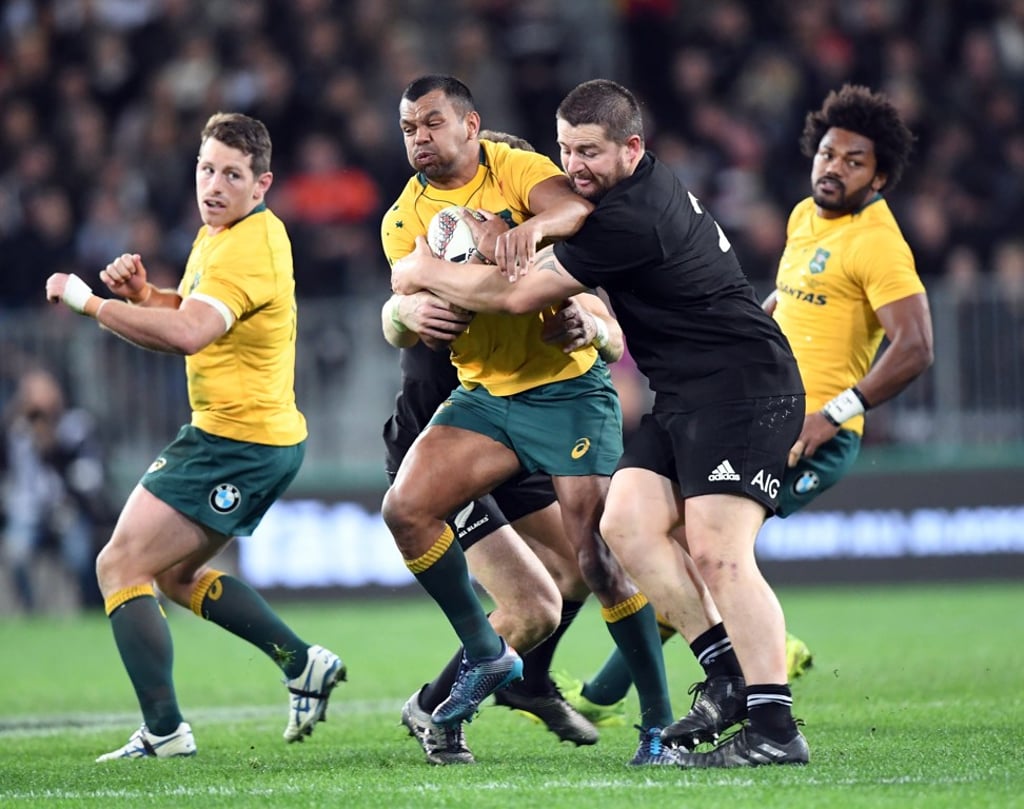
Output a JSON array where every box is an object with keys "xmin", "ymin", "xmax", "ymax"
[
  {"xmin": 625, "ymin": 134, "xmax": 644, "ymax": 162},
  {"xmin": 871, "ymin": 171, "xmax": 887, "ymax": 193},
  {"xmin": 465, "ymin": 110, "xmax": 481, "ymax": 140},
  {"xmin": 255, "ymin": 171, "xmax": 273, "ymax": 199}
]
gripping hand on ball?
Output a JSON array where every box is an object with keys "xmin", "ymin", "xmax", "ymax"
[{"xmin": 458, "ymin": 209, "xmax": 508, "ymax": 265}]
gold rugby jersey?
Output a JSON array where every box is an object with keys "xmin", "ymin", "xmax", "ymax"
[
  {"xmin": 773, "ymin": 195, "xmax": 925, "ymax": 434},
  {"xmin": 180, "ymin": 204, "xmax": 307, "ymax": 445},
  {"xmin": 382, "ymin": 139, "xmax": 597, "ymax": 396}
]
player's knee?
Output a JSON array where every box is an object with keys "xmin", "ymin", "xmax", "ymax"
[
  {"xmin": 381, "ymin": 484, "xmax": 415, "ymax": 535},
  {"xmin": 598, "ymin": 510, "xmax": 638, "ymax": 567},
  {"xmin": 95, "ymin": 541, "xmax": 126, "ymax": 595},
  {"xmin": 507, "ymin": 595, "xmax": 560, "ymax": 653}
]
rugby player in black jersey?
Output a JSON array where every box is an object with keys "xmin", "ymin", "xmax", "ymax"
[{"xmin": 392, "ymin": 79, "xmax": 810, "ymax": 769}]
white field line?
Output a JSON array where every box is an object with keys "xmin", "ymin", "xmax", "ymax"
[
  {"xmin": 0, "ymin": 774, "xmax": 987, "ymax": 802},
  {"xmin": 0, "ymin": 698, "xmax": 401, "ymax": 738}
]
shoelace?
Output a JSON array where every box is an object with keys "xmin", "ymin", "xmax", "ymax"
[
  {"xmin": 685, "ymin": 680, "xmax": 709, "ymax": 705},
  {"xmin": 633, "ymin": 724, "xmax": 664, "ymax": 755},
  {"xmin": 425, "ymin": 723, "xmax": 467, "ymax": 753}
]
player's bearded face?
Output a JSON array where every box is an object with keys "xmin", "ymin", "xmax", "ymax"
[
  {"xmin": 811, "ymin": 127, "xmax": 884, "ymax": 217},
  {"xmin": 557, "ymin": 121, "xmax": 632, "ymax": 202}
]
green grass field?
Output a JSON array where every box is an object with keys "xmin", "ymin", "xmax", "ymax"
[{"xmin": 1, "ymin": 581, "xmax": 1021, "ymax": 809}]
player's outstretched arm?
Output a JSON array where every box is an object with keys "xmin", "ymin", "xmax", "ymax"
[
  {"xmin": 392, "ymin": 240, "xmax": 585, "ymax": 316},
  {"xmin": 47, "ymin": 269, "xmax": 229, "ymax": 355}
]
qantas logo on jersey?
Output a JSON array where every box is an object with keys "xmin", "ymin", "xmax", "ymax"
[
  {"xmin": 708, "ymin": 460, "xmax": 741, "ymax": 482},
  {"xmin": 809, "ymin": 247, "xmax": 830, "ymax": 274},
  {"xmin": 778, "ymin": 281, "xmax": 827, "ymax": 306}
]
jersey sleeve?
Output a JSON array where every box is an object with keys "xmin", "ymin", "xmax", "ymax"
[
  {"xmin": 194, "ymin": 228, "xmax": 291, "ymax": 319},
  {"xmin": 849, "ymin": 224, "xmax": 926, "ymax": 310},
  {"xmin": 193, "ymin": 252, "xmax": 260, "ymax": 318},
  {"xmin": 488, "ymin": 144, "xmax": 564, "ymax": 214},
  {"xmin": 381, "ymin": 195, "xmax": 418, "ymax": 266}
]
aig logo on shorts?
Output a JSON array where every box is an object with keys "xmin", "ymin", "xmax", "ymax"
[{"xmin": 210, "ymin": 483, "xmax": 241, "ymax": 514}]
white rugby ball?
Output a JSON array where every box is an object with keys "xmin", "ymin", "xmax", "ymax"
[{"xmin": 427, "ymin": 206, "xmax": 485, "ymax": 263}]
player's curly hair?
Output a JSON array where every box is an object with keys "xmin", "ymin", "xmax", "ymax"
[
  {"xmin": 201, "ymin": 112, "xmax": 272, "ymax": 175},
  {"xmin": 799, "ymin": 84, "xmax": 915, "ymax": 192}
]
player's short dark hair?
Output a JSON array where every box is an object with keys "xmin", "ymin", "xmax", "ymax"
[
  {"xmin": 402, "ymin": 74, "xmax": 476, "ymax": 118},
  {"xmin": 800, "ymin": 84, "xmax": 915, "ymax": 191},
  {"xmin": 200, "ymin": 112, "xmax": 272, "ymax": 175},
  {"xmin": 479, "ymin": 130, "xmax": 535, "ymax": 152},
  {"xmin": 556, "ymin": 79, "xmax": 644, "ymax": 146}
]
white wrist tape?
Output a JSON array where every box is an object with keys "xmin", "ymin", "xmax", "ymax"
[
  {"xmin": 821, "ymin": 387, "xmax": 867, "ymax": 426},
  {"xmin": 389, "ymin": 298, "xmax": 407, "ymax": 333},
  {"xmin": 63, "ymin": 274, "xmax": 95, "ymax": 314},
  {"xmin": 591, "ymin": 317, "xmax": 610, "ymax": 350}
]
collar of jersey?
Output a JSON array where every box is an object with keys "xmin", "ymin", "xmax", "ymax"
[{"xmin": 219, "ymin": 201, "xmax": 267, "ymax": 230}]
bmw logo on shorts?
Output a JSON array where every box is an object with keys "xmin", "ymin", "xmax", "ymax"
[
  {"xmin": 210, "ymin": 483, "xmax": 241, "ymax": 514},
  {"xmin": 793, "ymin": 470, "xmax": 820, "ymax": 495}
]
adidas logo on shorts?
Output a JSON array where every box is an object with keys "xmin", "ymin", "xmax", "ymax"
[{"xmin": 708, "ymin": 459, "xmax": 741, "ymax": 482}]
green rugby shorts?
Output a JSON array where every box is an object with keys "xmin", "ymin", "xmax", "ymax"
[
  {"xmin": 776, "ymin": 428, "xmax": 861, "ymax": 518},
  {"xmin": 140, "ymin": 424, "xmax": 305, "ymax": 536},
  {"xmin": 429, "ymin": 364, "xmax": 623, "ymax": 477}
]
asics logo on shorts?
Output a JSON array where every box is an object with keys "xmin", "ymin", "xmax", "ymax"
[
  {"xmin": 571, "ymin": 437, "xmax": 591, "ymax": 459},
  {"xmin": 707, "ymin": 460, "xmax": 741, "ymax": 482}
]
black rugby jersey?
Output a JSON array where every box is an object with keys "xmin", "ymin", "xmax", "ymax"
[{"xmin": 554, "ymin": 152, "xmax": 802, "ymax": 410}]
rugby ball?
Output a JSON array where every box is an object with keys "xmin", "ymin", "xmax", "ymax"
[{"xmin": 427, "ymin": 206, "xmax": 485, "ymax": 263}]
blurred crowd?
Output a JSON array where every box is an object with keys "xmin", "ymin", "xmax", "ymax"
[
  {"xmin": 1, "ymin": 0, "xmax": 1023, "ymax": 307},
  {"xmin": 1, "ymin": 367, "xmax": 113, "ymax": 611},
  {"xmin": 2, "ymin": 0, "xmax": 1023, "ymax": 612}
]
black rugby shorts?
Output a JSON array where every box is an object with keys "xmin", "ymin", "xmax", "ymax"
[{"xmin": 618, "ymin": 394, "xmax": 804, "ymax": 515}]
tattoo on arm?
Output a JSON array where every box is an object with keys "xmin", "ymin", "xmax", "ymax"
[{"xmin": 534, "ymin": 245, "xmax": 567, "ymax": 277}]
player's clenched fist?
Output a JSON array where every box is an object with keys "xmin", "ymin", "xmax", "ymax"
[{"xmin": 101, "ymin": 253, "xmax": 150, "ymax": 303}]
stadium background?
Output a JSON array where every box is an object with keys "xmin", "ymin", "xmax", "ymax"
[{"xmin": 1, "ymin": 0, "xmax": 1022, "ymax": 609}]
